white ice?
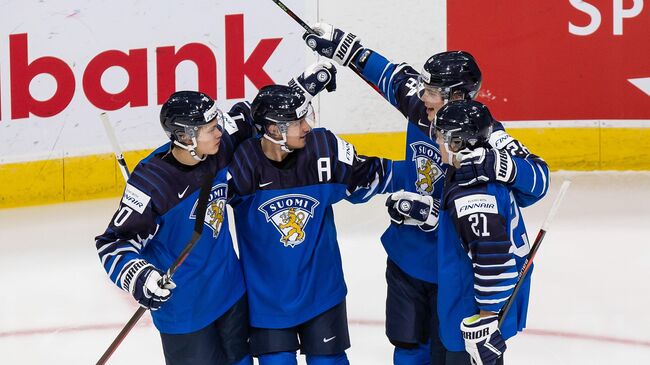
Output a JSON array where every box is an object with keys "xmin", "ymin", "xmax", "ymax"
[{"xmin": 1, "ymin": 171, "xmax": 649, "ymax": 364}]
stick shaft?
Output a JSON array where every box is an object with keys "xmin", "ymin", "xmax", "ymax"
[
  {"xmin": 498, "ymin": 180, "xmax": 571, "ymax": 327},
  {"xmin": 100, "ymin": 113, "xmax": 130, "ymax": 181}
]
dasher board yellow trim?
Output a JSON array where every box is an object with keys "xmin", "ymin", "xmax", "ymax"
[{"xmin": 2, "ymin": 128, "xmax": 650, "ymax": 209}]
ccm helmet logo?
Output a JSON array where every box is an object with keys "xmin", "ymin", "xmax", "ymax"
[{"xmin": 203, "ymin": 103, "xmax": 219, "ymax": 123}]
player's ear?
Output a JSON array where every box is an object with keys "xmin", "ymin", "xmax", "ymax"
[
  {"xmin": 265, "ymin": 123, "xmax": 281, "ymax": 138},
  {"xmin": 177, "ymin": 132, "xmax": 192, "ymax": 144}
]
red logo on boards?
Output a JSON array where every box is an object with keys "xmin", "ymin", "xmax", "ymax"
[
  {"xmin": 1, "ymin": 14, "xmax": 281, "ymax": 121},
  {"xmin": 448, "ymin": 1, "xmax": 649, "ymax": 120}
]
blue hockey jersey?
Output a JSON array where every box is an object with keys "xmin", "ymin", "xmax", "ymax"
[
  {"xmin": 356, "ymin": 50, "xmax": 550, "ymax": 283},
  {"xmin": 95, "ymin": 104, "xmax": 255, "ymax": 334},
  {"xmin": 228, "ymin": 128, "xmax": 396, "ymax": 328},
  {"xmin": 437, "ymin": 173, "xmax": 533, "ymax": 351}
]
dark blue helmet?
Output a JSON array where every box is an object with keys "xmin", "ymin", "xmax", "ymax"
[
  {"xmin": 160, "ymin": 90, "xmax": 223, "ymax": 161},
  {"xmin": 432, "ymin": 100, "xmax": 493, "ymax": 151},
  {"xmin": 160, "ymin": 91, "xmax": 222, "ymax": 142},
  {"xmin": 251, "ymin": 85, "xmax": 310, "ymax": 127},
  {"xmin": 251, "ymin": 84, "xmax": 314, "ymax": 152},
  {"xmin": 418, "ymin": 51, "xmax": 482, "ymax": 101}
]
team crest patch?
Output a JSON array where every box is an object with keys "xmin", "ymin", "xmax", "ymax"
[
  {"xmin": 258, "ymin": 194, "xmax": 320, "ymax": 248},
  {"xmin": 190, "ymin": 184, "xmax": 227, "ymax": 238},
  {"xmin": 410, "ymin": 141, "xmax": 443, "ymax": 195}
]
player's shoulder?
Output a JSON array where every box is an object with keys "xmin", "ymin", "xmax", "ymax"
[
  {"xmin": 230, "ymin": 137, "xmax": 262, "ymax": 180},
  {"xmin": 312, "ymin": 128, "xmax": 355, "ymax": 166},
  {"xmin": 224, "ymin": 101, "xmax": 254, "ymax": 135},
  {"xmin": 232, "ymin": 135, "xmax": 259, "ymax": 158}
]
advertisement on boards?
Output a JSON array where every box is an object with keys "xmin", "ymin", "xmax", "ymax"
[
  {"xmin": 448, "ymin": 0, "xmax": 649, "ymax": 121},
  {"xmin": 0, "ymin": 0, "xmax": 307, "ymax": 162}
]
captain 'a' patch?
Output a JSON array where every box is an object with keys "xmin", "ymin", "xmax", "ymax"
[
  {"xmin": 258, "ymin": 194, "xmax": 320, "ymax": 248},
  {"xmin": 190, "ymin": 184, "xmax": 228, "ymax": 238},
  {"xmin": 410, "ymin": 141, "xmax": 443, "ymax": 195}
]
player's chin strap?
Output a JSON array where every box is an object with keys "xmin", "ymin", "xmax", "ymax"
[
  {"xmin": 173, "ymin": 139, "xmax": 207, "ymax": 161},
  {"xmin": 263, "ymin": 133, "xmax": 294, "ymax": 153}
]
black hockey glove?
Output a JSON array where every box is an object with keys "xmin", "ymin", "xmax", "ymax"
[
  {"xmin": 461, "ymin": 314, "xmax": 506, "ymax": 365},
  {"xmin": 303, "ymin": 22, "xmax": 363, "ymax": 67},
  {"xmin": 288, "ymin": 61, "xmax": 337, "ymax": 100},
  {"xmin": 120, "ymin": 259, "xmax": 176, "ymax": 311},
  {"xmin": 386, "ymin": 191, "xmax": 440, "ymax": 232},
  {"xmin": 454, "ymin": 147, "xmax": 516, "ymax": 187}
]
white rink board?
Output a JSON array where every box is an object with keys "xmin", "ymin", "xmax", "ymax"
[{"xmin": 0, "ymin": 0, "xmax": 443, "ymax": 163}]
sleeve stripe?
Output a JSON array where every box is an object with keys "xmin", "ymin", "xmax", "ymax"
[
  {"xmin": 474, "ymin": 259, "xmax": 516, "ymax": 268},
  {"xmin": 378, "ymin": 166, "xmax": 393, "ymax": 194},
  {"xmin": 101, "ymin": 246, "xmax": 139, "ymax": 267},
  {"xmin": 475, "ymin": 271, "xmax": 519, "ymax": 280},
  {"xmin": 107, "ymin": 254, "xmax": 123, "ymax": 279},
  {"xmin": 476, "ymin": 297, "xmax": 509, "ymax": 305},
  {"xmin": 536, "ymin": 161, "xmax": 549, "ymax": 195},
  {"xmin": 525, "ymin": 159, "xmax": 538, "ymax": 193},
  {"xmin": 96, "ymin": 239, "xmax": 116, "ymax": 255},
  {"xmin": 474, "ymin": 283, "xmax": 516, "ymax": 292}
]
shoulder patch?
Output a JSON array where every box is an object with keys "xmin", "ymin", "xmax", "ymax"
[
  {"xmin": 221, "ymin": 113, "xmax": 239, "ymax": 135},
  {"xmin": 122, "ymin": 184, "xmax": 151, "ymax": 214},
  {"xmin": 335, "ymin": 135, "xmax": 354, "ymax": 166},
  {"xmin": 454, "ymin": 194, "xmax": 498, "ymax": 218}
]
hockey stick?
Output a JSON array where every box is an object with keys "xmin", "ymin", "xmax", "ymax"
[
  {"xmin": 270, "ymin": 0, "xmax": 381, "ymax": 94},
  {"xmin": 100, "ymin": 113, "xmax": 130, "ymax": 181},
  {"xmin": 498, "ymin": 180, "xmax": 571, "ymax": 327}
]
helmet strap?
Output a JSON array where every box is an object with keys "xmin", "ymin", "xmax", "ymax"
[
  {"xmin": 173, "ymin": 138, "xmax": 207, "ymax": 162},
  {"xmin": 262, "ymin": 132, "xmax": 293, "ymax": 153}
]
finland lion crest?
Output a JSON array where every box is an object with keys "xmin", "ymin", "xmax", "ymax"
[
  {"xmin": 410, "ymin": 141, "xmax": 443, "ymax": 195},
  {"xmin": 258, "ymin": 194, "xmax": 319, "ymax": 248},
  {"xmin": 190, "ymin": 184, "xmax": 227, "ymax": 238}
]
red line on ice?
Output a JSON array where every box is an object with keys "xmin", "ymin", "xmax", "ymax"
[{"xmin": 1, "ymin": 319, "xmax": 649, "ymax": 349}]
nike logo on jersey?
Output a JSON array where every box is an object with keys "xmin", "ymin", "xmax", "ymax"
[
  {"xmin": 259, "ymin": 181, "xmax": 273, "ymax": 188},
  {"xmin": 178, "ymin": 185, "xmax": 189, "ymax": 199},
  {"xmin": 323, "ymin": 336, "xmax": 336, "ymax": 343}
]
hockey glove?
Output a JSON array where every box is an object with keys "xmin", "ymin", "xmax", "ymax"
[
  {"xmin": 454, "ymin": 147, "xmax": 516, "ymax": 187},
  {"xmin": 461, "ymin": 314, "xmax": 506, "ymax": 365},
  {"xmin": 303, "ymin": 23, "xmax": 363, "ymax": 67},
  {"xmin": 385, "ymin": 191, "xmax": 440, "ymax": 231},
  {"xmin": 121, "ymin": 259, "xmax": 176, "ymax": 311},
  {"xmin": 288, "ymin": 61, "xmax": 338, "ymax": 101}
]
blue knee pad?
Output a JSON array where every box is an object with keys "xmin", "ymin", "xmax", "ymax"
[
  {"xmin": 258, "ymin": 351, "xmax": 297, "ymax": 365},
  {"xmin": 393, "ymin": 344, "xmax": 431, "ymax": 365},
  {"xmin": 231, "ymin": 355, "xmax": 254, "ymax": 365},
  {"xmin": 306, "ymin": 353, "xmax": 350, "ymax": 365}
]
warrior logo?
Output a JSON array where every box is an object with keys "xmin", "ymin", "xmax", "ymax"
[
  {"xmin": 410, "ymin": 141, "xmax": 443, "ymax": 195},
  {"xmin": 190, "ymin": 184, "xmax": 227, "ymax": 238},
  {"xmin": 258, "ymin": 194, "xmax": 320, "ymax": 248}
]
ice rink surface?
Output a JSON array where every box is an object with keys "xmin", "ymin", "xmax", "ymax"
[{"xmin": 1, "ymin": 171, "xmax": 649, "ymax": 364}]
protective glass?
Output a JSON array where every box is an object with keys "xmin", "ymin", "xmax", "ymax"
[
  {"xmin": 416, "ymin": 75, "xmax": 449, "ymax": 101},
  {"xmin": 284, "ymin": 104, "xmax": 316, "ymax": 134},
  {"xmin": 183, "ymin": 108, "xmax": 224, "ymax": 140},
  {"xmin": 429, "ymin": 125, "xmax": 466, "ymax": 153}
]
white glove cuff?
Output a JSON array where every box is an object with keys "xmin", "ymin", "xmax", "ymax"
[
  {"xmin": 120, "ymin": 259, "xmax": 153, "ymax": 294},
  {"xmin": 489, "ymin": 130, "xmax": 515, "ymax": 150},
  {"xmin": 334, "ymin": 32, "xmax": 361, "ymax": 67}
]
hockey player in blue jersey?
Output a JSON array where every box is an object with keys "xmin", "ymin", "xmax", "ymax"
[
  {"xmin": 302, "ymin": 24, "xmax": 549, "ymax": 365},
  {"xmin": 227, "ymin": 63, "xmax": 399, "ymax": 365},
  {"xmin": 95, "ymin": 91, "xmax": 257, "ymax": 365},
  {"xmin": 392, "ymin": 100, "xmax": 538, "ymax": 365}
]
